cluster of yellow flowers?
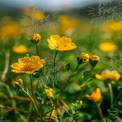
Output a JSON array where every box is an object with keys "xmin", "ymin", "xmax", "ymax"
[{"xmin": 77, "ymin": 52, "xmax": 100, "ymax": 67}]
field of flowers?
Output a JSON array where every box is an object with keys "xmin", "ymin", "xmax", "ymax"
[{"xmin": 0, "ymin": 6, "xmax": 122, "ymax": 122}]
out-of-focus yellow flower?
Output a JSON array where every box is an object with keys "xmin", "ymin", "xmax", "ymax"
[
  {"xmin": 89, "ymin": 55, "xmax": 100, "ymax": 67},
  {"xmin": 77, "ymin": 53, "xmax": 89, "ymax": 64},
  {"xmin": 44, "ymin": 87, "xmax": 54, "ymax": 98},
  {"xmin": 102, "ymin": 21, "xmax": 122, "ymax": 32},
  {"xmin": 85, "ymin": 88, "xmax": 102, "ymax": 102},
  {"xmin": 0, "ymin": 21, "xmax": 21, "ymax": 41},
  {"xmin": 58, "ymin": 15, "xmax": 79, "ymax": 34},
  {"xmin": 33, "ymin": 11, "xmax": 44, "ymax": 20},
  {"xmin": 99, "ymin": 41, "xmax": 117, "ymax": 52},
  {"xmin": 96, "ymin": 70, "xmax": 121, "ymax": 82},
  {"xmin": 11, "ymin": 56, "xmax": 44, "ymax": 74},
  {"xmin": 22, "ymin": 7, "xmax": 45, "ymax": 20},
  {"xmin": 31, "ymin": 33, "xmax": 41, "ymax": 44},
  {"xmin": 47, "ymin": 35, "xmax": 77, "ymax": 51},
  {"xmin": 12, "ymin": 45, "xmax": 28, "ymax": 54}
]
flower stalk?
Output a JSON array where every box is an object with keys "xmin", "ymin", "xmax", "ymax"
[
  {"xmin": 108, "ymin": 83, "xmax": 113, "ymax": 105},
  {"xmin": 96, "ymin": 102, "xmax": 106, "ymax": 122}
]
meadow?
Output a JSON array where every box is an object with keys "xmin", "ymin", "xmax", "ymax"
[{"xmin": 0, "ymin": 7, "xmax": 122, "ymax": 122}]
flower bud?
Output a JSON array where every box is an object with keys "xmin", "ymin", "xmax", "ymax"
[
  {"xmin": 89, "ymin": 55, "xmax": 99, "ymax": 67},
  {"xmin": 77, "ymin": 53, "xmax": 89, "ymax": 65},
  {"xmin": 31, "ymin": 33, "xmax": 41, "ymax": 44},
  {"xmin": 12, "ymin": 79, "xmax": 23, "ymax": 89}
]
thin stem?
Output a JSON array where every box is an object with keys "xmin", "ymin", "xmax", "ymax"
[
  {"xmin": 30, "ymin": 75, "xmax": 34, "ymax": 97},
  {"xmin": 21, "ymin": 89, "xmax": 42, "ymax": 121},
  {"xmin": 96, "ymin": 102, "xmax": 106, "ymax": 122},
  {"xmin": 114, "ymin": 89, "xmax": 122, "ymax": 104},
  {"xmin": 108, "ymin": 83, "xmax": 113, "ymax": 105},
  {"xmin": 1, "ymin": 50, "xmax": 10, "ymax": 81},
  {"xmin": 53, "ymin": 51, "xmax": 58, "ymax": 82},
  {"xmin": 36, "ymin": 44, "xmax": 40, "ymax": 56},
  {"xmin": 61, "ymin": 64, "xmax": 79, "ymax": 94}
]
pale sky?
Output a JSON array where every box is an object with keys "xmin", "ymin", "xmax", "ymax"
[{"xmin": 0, "ymin": 0, "xmax": 98, "ymax": 10}]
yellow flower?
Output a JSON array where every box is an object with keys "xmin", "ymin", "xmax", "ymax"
[
  {"xmin": 78, "ymin": 53, "xmax": 89, "ymax": 61},
  {"xmin": 95, "ymin": 70, "xmax": 121, "ymax": 82},
  {"xmin": 22, "ymin": 7, "xmax": 45, "ymax": 20},
  {"xmin": 12, "ymin": 45, "xmax": 28, "ymax": 54},
  {"xmin": 33, "ymin": 11, "xmax": 44, "ymax": 20},
  {"xmin": 0, "ymin": 20, "xmax": 21, "ymax": 41},
  {"xmin": 102, "ymin": 21, "xmax": 122, "ymax": 32},
  {"xmin": 90, "ymin": 55, "xmax": 100, "ymax": 61},
  {"xmin": 31, "ymin": 33, "xmax": 41, "ymax": 44},
  {"xmin": 44, "ymin": 87, "xmax": 54, "ymax": 98},
  {"xmin": 89, "ymin": 55, "xmax": 100, "ymax": 67},
  {"xmin": 47, "ymin": 35, "xmax": 77, "ymax": 51},
  {"xmin": 58, "ymin": 15, "xmax": 79, "ymax": 34},
  {"xmin": 85, "ymin": 88, "xmax": 102, "ymax": 102},
  {"xmin": 11, "ymin": 56, "xmax": 44, "ymax": 74},
  {"xmin": 77, "ymin": 53, "xmax": 89, "ymax": 64},
  {"xmin": 99, "ymin": 41, "xmax": 117, "ymax": 52}
]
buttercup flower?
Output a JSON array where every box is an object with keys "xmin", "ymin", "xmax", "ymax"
[
  {"xmin": 58, "ymin": 15, "xmax": 79, "ymax": 35},
  {"xmin": 77, "ymin": 53, "xmax": 89, "ymax": 64},
  {"xmin": 89, "ymin": 55, "xmax": 100, "ymax": 67},
  {"xmin": 12, "ymin": 45, "xmax": 28, "ymax": 54},
  {"xmin": 11, "ymin": 56, "xmax": 44, "ymax": 74},
  {"xmin": 99, "ymin": 41, "xmax": 117, "ymax": 53},
  {"xmin": 47, "ymin": 35, "xmax": 77, "ymax": 51},
  {"xmin": 85, "ymin": 88, "xmax": 102, "ymax": 102},
  {"xmin": 31, "ymin": 33, "xmax": 41, "ymax": 44},
  {"xmin": 44, "ymin": 87, "xmax": 54, "ymax": 98},
  {"xmin": 95, "ymin": 70, "xmax": 121, "ymax": 82}
]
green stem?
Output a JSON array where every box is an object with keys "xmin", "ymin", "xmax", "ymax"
[
  {"xmin": 30, "ymin": 75, "xmax": 34, "ymax": 97},
  {"xmin": 61, "ymin": 64, "xmax": 79, "ymax": 94},
  {"xmin": 36, "ymin": 44, "xmax": 40, "ymax": 56},
  {"xmin": 53, "ymin": 51, "xmax": 58, "ymax": 83},
  {"xmin": 21, "ymin": 89, "xmax": 42, "ymax": 121},
  {"xmin": 114, "ymin": 89, "xmax": 122, "ymax": 104},
  {"xmin": 108, "ymin": 83, "xmax": 113, "ymax": 105},
  {"xmin": 96, "ymin": 102, "xmax": 106, "ymax": 122}
]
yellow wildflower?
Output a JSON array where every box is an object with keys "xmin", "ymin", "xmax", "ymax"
[
  {"xmin": 89, "ymin": 55, "xmax": 100, "ymax": 67},
  {"xmin": 0, "ymin": 22, "xmax": 21, "ymax": 41},
  {"xmin": 47, "ymin": 35, "xmax": 77, "ymax": 51},
  {"xmin": 58, "ymin": 15, "xmax": 79, "ymax": 34},
  {"xmin": 44, "ymin": 87, "xmax": 54, "ymax": 98},
  {"xmin": 22, "ymin": 7, "xmax": 45, "ymax": 20},
  {"xmin": 11, "ymin": 56, "xmax": 44, "ymax": 74},
  {"xmin": 77, "ymin": 53, "xmax": 89, "ymax": 64},
  {"xmin": 85, "ymin": 88, "xmax": 102, "ymax": 102},
  {"xmin": 12, "ymin": 45, "xmax": 28, "ymax": 54},
  {"xmin": 95, "ymin": 70, "xmax": 121, "ymax": 82},
  {"xmin": 99, "ymin": 41, "xmax": 117, "ymax": 52},
  {"xmin": 102, "ymin": 21, "xmax": 122, "ymax": 32},
  {"xmin": 33, "ymin": 11, "xmax": 44, "ymax": 20},
  {"xmin": 31, "ymin": 33, "xmax": 41, "ymax": 44}
]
